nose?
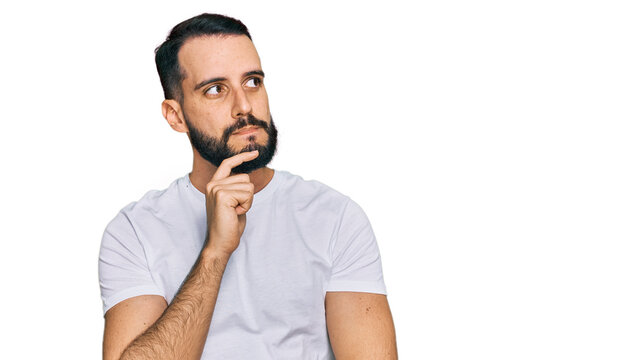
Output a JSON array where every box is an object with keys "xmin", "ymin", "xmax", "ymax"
[{"xmin": 231, "ymin": 87, "xmax": 252, "ymax": 118}]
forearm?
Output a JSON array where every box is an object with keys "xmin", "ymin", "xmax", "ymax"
[{"xmin": 120, "ymin": 249, "xmax": 230, "ymax": 360}]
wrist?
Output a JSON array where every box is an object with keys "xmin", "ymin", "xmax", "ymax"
[{"xmin": 200, "ymin": 246, "xmax": 232, "ymax": 269}]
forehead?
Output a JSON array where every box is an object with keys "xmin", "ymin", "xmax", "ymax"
[{"xmin": 178, "ymin": 35, "xmax": 261, "ymax": 82}]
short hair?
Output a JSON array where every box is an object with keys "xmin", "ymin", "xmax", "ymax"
[{"xmin": 155, "ymin": 13, "xmax": 252, "ymax": 103}]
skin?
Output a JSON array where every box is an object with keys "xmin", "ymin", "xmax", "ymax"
[{"xmin": 103, "ymin": 35, "xmax": 397, "ymax": 359}]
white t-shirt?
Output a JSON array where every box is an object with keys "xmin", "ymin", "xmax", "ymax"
[{"xmin": 99, "ymin": 170, "xmax": 386, "ymax": 359}]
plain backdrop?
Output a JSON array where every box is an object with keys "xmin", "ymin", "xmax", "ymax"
[{"xmin": 0, "ymin": 0, "xmax": 621, "ymax": 359}]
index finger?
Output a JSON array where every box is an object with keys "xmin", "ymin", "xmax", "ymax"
[{"xmin": 211, "ymin": 150, "xmax": 259, "ymax": 181}]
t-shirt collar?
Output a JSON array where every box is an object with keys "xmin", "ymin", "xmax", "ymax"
[{"xmin": 184, "ymin": 169, "xmax": 282, "ymax": 205}]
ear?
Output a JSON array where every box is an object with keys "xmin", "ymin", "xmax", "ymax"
[{"xmin": 161, "ymin": 99, "xmax": 188, "ymax": 133}]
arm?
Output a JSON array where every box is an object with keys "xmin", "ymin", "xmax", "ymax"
[
  {"xmin": 102, "ymin": 151, "xmax": 259, "ymax": 360},
  {"xmin": 326, "ymin": 292, "xmax": 398, "ymax": 360},
  {"xmin": 116, "ymin": 250, "xmax": 230, "ymax": 359},
  {"xmin": 103, "ymin": 295, "xmax": 167, "ymax": 359},
  {"xmin": 103, "ymin": 250, "xmax": 227, "ymax": 359}
]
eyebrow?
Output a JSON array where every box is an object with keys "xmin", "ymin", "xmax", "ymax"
[
  {"xmin": 244, "ymin": 70, "xmax": 265, "ymax": 78},
  {"xmin": 193, "ymin": 70, "xmax": 265, "ymax": 91},
  {"xmin": 194, "ymin": 77, "xmax": 227, "ymax": 91}
]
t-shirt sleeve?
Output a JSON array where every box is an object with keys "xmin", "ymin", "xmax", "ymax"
[
  {"xmin": 98, "ymin": 210, "xmax": 164, "ymax": 316},
  {"xmin": 326, "ymin": 199, "xmax": 387, "ymax": 295}
]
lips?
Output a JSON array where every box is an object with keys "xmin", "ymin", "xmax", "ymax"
[{"xmin": 232, "ymin": 125, "xmax": 259, "ymax": 136}]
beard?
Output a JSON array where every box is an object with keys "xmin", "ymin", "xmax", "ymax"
[{"xmin": 185, "ymin": 113, "xmax": 278, "ymax": 174}]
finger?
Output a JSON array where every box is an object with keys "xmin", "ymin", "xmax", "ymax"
[
  {"xmin": 235, "ymin": 192, "xmax": 254, "ymax": 215},
  {"xmin": 210, "ymin": 182, "xmax": 254, "ymax": 195},
  {"xmin": 209, "ymin": 174, "xmax": 251, "ymax": 187},
  {"xmin": 206, "ymin": 174, "xmax": 252, "ymax": 195},
  {"xmin": 217, "ymin": 189, "xmax": 254, "ymax": 214},
  {"xmin": 212, "ymin": 151, "xmax": 259, "ymax": 181}
]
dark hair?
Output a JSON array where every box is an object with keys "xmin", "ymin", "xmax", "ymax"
[{"xmin": 155, "ymin": 13, "xmax": 252, "ymax": 103}]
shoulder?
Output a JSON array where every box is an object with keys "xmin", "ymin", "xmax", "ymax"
[
  {"xmin": 276, "ymin": 170, "xmax": 348, "ymax": 199},
  {"xmin": 105, "ymin": 176, "xmax": 190, "ymax": 232},
  {"xmin": 272, "ymin": 170, "xmax": 355, "ymax": 216}
]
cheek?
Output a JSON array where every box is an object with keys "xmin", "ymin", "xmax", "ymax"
[
  {"xmin": 255, "ymin": 129, "xmax": 269, "ymax": 143},
  {"xmin": 185, "ymin": 102, "xmax": 228, "ymax": 134},
  {"xmin": 251, "ymin": 92, "xmax": 270, "ymax": 119}
]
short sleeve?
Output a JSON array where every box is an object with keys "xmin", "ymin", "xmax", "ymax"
[
  {"xmin": 98, "ymin": 210, "xmax": 164, "ymax": 316},
  {"xmin": 326, "ymin": 199, "xmax": 387, "ymax": 295}
]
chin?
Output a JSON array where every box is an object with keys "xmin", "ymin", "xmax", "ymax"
[
  {"xmin": 233, "ymin": 138, "xmax": 268, "ymax": 153},
  {"xmin": 240, "ymin": 143, "xmax": 259, "ymax": 153}
]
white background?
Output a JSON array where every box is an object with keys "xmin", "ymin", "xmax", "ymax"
[{"xmin": 0, "ymin": 0, "xmax": 620, "ymax": 359}]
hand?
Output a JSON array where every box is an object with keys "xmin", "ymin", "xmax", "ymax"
[{"xmin": 204, "ymin": 151, "xmax": 259, "ymax": 256}]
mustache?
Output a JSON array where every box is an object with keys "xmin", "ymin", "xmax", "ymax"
[{"xmin": 221, "ymin": 114, "xmax": 270, "ymax": 142}]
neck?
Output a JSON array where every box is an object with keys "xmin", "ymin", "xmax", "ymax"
[{"xmin": 188, "ymin": 150, "xmax": 274, "ymax": 195}]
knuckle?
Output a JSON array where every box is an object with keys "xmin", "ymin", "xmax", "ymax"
[
  {"xmin": 223, "ymin": 156, "xmax": 237, "ymax": 166},
  {"xmin": 208, "ymin": 183, "xmax": 220, "ymax": 193},
  {"xmin": 215, "ymin": 189, "xmax": 227, "ymax": 199}
]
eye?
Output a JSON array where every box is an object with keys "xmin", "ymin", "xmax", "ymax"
[
  {"xmin": 245, "ymin": 77, "xmax": 262, "ymax": 88},
  {"xmin": 205, "ymin": 84, "xmax": 224, "ymax": 95}
]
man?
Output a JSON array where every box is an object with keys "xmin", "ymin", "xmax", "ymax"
[{"xmin": 99, "ymin": 13, "xmax": 397, "ymax": 359}]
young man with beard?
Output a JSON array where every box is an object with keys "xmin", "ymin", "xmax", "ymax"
[{"xmin": 99, "ymin": 13, "xmax": 397, "ymax": 360}]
